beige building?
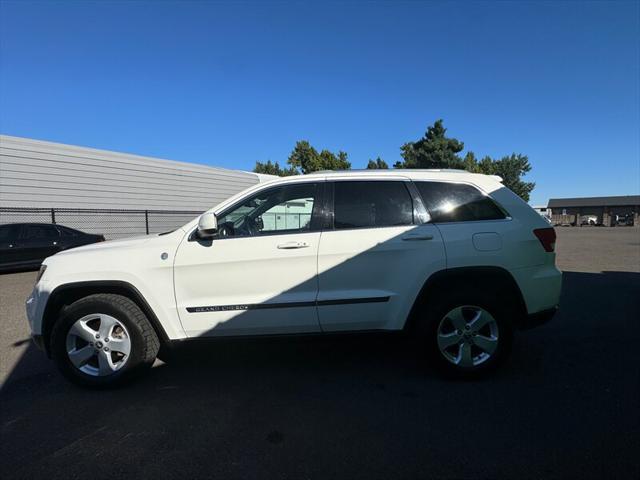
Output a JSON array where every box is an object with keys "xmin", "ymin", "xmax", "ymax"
[{"xmin": 548, "ymin": 196, "xmax": 639, "ymax": 227}]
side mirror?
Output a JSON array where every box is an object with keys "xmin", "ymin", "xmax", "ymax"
[{"xmin": 197, "ymin": 212, "xmax": 218, "ymax": 239}]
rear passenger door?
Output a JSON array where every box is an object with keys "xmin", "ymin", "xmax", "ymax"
[
  {"xmin": 316, "ymin": 179, "xmax": 446, "ymax": 332},
  {"xmin": 413, "ymin": 181, "xmax": 514, "ymax": 269}
]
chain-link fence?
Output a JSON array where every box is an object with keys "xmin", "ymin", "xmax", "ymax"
[{"xmin": 0, "ymin": 207, "xmax": 203, "ymax": 240}]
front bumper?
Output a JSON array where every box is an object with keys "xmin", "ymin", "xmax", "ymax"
[
  {"xmin": 25, "ymin": 280, "xmax": 50, "ymax": 337},
  {"xmin": 31, "ymin": 334, "xmax": 46, "ymax": 351}
]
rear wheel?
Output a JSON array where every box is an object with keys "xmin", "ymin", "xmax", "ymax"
[
  {"xmin": 417, "ymin": 290, "xmax": 514, "ymax": 377},
  {"xmin": 51, "ymin": 294, "xmax": 160, "ymax": 387}
]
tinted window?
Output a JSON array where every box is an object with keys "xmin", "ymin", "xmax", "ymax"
[
  {"xmin": 57, "ymin": 225, "xmax": 81, "ymax": 236},
  {"xmin": 415, "ymin": 182, "xmax": 506, "ymax": 223},
  {"xmin": 216, "ymin": 183, "xmax": 321, "ymax": 237},
  {"xmin": 333, "ymin": 181, "xmax": 413, "ymax": 229},
  {"xmin": 0, "ymin": 225, "xmax": 19, "ymax": 242},
  {"xmin": 21, "ymin": 224, "xmax": 60, "ymax": 240}
]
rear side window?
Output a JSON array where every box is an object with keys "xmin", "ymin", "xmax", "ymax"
[
  {"xmin": 415, "ymin": 181, "xmax": 506, "ymax": 223},
  {"xmin": 20, "ymin": 224, "xmax": 60, "ymax": 240},
  {"xmin": 57, "ymin": 225, "xmax": 81, "ymax": 236},
  {"xmin": 333, "ymin": 181, "xmax": 413, "ymax": 229},
  {"xmin": 0, "ymin": 225, "xmax": 19, "ymax": 241}
]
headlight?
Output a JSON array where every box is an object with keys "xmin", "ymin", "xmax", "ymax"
[{"xmin": 35, "ymin": 265, "xmax": 47, "ymax": 284}]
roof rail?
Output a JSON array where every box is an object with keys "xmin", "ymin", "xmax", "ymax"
[{"xmin": 305, "ymin": 168, "xmax": 481, "ymax": 174}]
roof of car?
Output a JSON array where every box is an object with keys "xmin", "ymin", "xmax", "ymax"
[
  {"xmin": 0, "ymin": 223, "xmax": 81, "ymax": 231},
  {"xmin": 254, "ymin": 169, "xmax": 502, "ymax": 180},
  {"xmin": 0, "ymin": 222, "xmax": 57, "ymax": 227},
  {"xmin": 254, "ymin": 169, "xmax": 504, "ymax": 191},
  {"xmin": 194, "ymin": 169, "xmax": 506, "ymax": 224},
  {"xmin": 305, "ymin": 168, "xmax": 470, "ymax": 175}
]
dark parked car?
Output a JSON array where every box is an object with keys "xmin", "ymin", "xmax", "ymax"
[{"xmin": 0, "ymin": 223, "xmax": 105, "ymax": 272}]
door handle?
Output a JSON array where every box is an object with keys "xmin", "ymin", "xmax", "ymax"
[
  {"xmin": 277, "ymin": 241, "xmax": 310, "ymax": 249},
  {"xmin": 402, "ymin": 234, "xmax": 434, "ymax": 241}
]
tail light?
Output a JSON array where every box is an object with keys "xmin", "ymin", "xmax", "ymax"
[{"xmin": 533, "ymin": 227, "xmax": 556, "ymax": 252}]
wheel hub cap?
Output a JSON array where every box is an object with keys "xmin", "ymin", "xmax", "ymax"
[
  {"xmin": 436, "ymin": 305, "xmax": 499, "ymax": 368},
  {"xmin": 65, "ymin": 313, "xmax": 131, "ymax": 377}
]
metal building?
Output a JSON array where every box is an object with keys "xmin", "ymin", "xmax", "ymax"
[
  {"xmin": 0, "ymin": 135, "xmax": 268, "ymax": 238},
  {"xmin": 548, "ymin": 196, "xmax": 640, "ymax": 227}
]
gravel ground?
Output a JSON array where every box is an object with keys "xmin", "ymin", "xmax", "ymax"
[
  {"xmin": 554, "ymin": 226, "xmax": 640, "ymax": 273},
  {"xmin": 1, "ymin": 227, "xmax": 639, "ymax": 479}
]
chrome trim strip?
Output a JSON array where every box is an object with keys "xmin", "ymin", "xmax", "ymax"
[{"xmin": 186, "ymin": 296, "xmax": 390, "ymax": 313}]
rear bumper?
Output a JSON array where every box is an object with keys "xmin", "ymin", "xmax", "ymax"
[
  {"xmin": 511, "ymin": 264, "xmax": 562, "ymax": 314},
  {"xmin": 518, "ymin": 306, "xmax": 558, "ymax": 330}
]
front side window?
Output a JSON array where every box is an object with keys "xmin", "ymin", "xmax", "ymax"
[
  {"xmin": 415, "ymin": 181, "xmax": 506, "ymax": 223},
  {"xmin": 333, "ymin": 181, "xmax": 414, "ymax": 229},
  {"xmin": 216, "ymin": 183, "xmax": 321, "ymax": 238}
]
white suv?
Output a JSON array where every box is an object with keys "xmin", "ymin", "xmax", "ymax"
[{"xmin": 26, "ymin": 170, "xmax": 562, "ymax": 386}]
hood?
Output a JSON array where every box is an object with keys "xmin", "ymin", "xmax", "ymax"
[
  {"xmin": 39, "ymin": 227, "xmax": 187, "ymax": 284},
  {"xmin": 51, "ymin": 234, "xmax": 159, "ymax": 259}
]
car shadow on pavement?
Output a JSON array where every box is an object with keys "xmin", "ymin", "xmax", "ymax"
[{"xmin": 1, "ymin": 270, "xmax": 639, "ymax": 480}]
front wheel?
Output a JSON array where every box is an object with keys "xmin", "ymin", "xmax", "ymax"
[
  {"xmin": 417, "ymin": 292, "xmax": 514, "ymax": 377},
  {"xmin": 51, "ymin": 294, "xmax": 160, "ymax": 387}
]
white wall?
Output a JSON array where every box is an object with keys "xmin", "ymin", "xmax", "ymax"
[{"xmin": 0, "ymin": 135, "xmax": 262, "ymax": 210}]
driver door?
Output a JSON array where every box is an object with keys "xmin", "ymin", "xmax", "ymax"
[{"xmin": 174, "ymin": 181, "xmax": 325, "ymax": 337}]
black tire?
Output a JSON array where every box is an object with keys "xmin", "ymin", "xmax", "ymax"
[
  {"xmin": 156, "ymin": 344, "xmax": 179, "ymax": 364},
  {"xmin": 415, "ymin": 288, "xmax": 514, "ymax": 378},
  {"xmin": 51, "ymin": 293, "xmax": 160, "ymax": 387}
]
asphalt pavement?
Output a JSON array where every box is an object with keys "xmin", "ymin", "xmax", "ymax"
[{"xmin": 1, "ymin": 227, "xmax": 639, "ymax": 479}]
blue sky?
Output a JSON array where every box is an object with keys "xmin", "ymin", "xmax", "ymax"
[{"xmin": 1, "ymin": 0, "xmax": 638, "ymax": 205}]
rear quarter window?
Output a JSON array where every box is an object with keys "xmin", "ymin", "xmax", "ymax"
[{"xmin": 415, "ymin": 181, "xmax": 506, "ymax": 223}]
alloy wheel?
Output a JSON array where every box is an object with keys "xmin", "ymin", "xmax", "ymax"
[
  {"xmin": 65, "ymin": 313, "xmax": 132, "ymax": 376},
  {"xmin": 436, "ymin": 305, "xmax": 499, "ymax": 368}
]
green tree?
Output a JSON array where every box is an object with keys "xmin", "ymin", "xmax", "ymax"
[
  {"xmin": 398, "ymin": 120, "xmax": 535, "ymax": 201},
  {"xmin": 462, "ymin": 151, "xmax": 480, "ymax": 173},
  {"xmin": 366, "ymin": 157, "xmax": 388, "ymax": 169},
  {"xmin": 253, "ymin": 140, "xmax": 351, "ymax": 176},
  {"xmin": 477, "ymin": 155, "xmax": 495, "ymax": 175},
  {"xmin": 286, "ymin": 140, "xmax": 321, "ymax": 174},
  {"xmin": 316, "ymin": 149, "xmax": 351, "ymax": 172},
  {"xmin": 462, "ymin": 151, "xmax": 535, "ymax": 201},
  {"xmin": 253, "ymin": 160, "xmax": 298, "ymax": 176},
  {"xmin": 478, "ymin": 154, "xmax": 535, "ymax": 201},
  {"xmin": 395, "ymin": 119, "xmax": 465, "ymax": 169}
]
